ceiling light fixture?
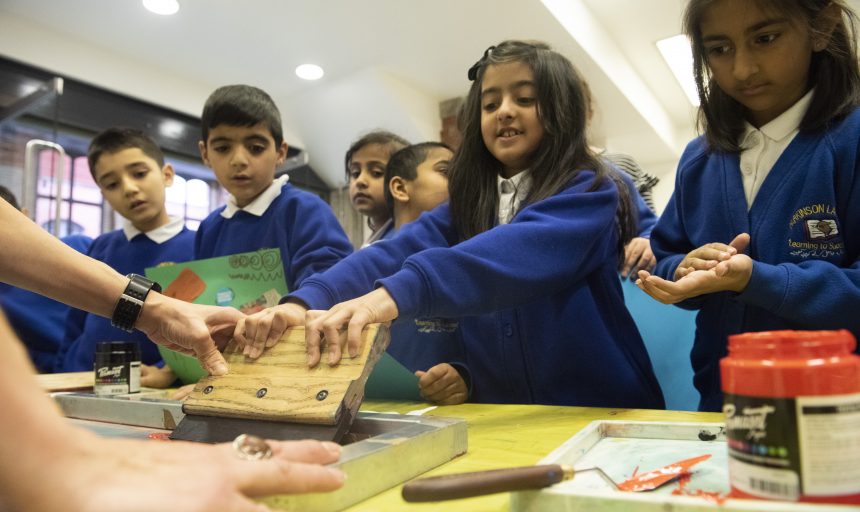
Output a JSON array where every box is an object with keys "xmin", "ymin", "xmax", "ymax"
[
  {"xmin": 295, "ymin": 64, "xmax": 324, "ymax": 81},
  {"xmin": 143, "ymin": 0, "xmax": 180, "ymax": 16},
  {"xmin": 656, "ymin": 34, "xmax": 699, "ymax": 106}
]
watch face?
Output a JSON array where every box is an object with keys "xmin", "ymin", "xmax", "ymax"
[{"xmin": 112, "ymin": 296, "xmax": 141, "ymax": 332}]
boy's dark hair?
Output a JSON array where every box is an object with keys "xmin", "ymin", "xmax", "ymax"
[
  {"xmin": 201, "ymin": 85, "xmax": 284, "ymax": 146},
  {"xmin": 0, "ymin": 185, "xmax": 21, "ymax": 210},
  {"xmin": 87, "ymin": 128, "xmax": 165, "ymax": 178},
  {"xmin": 449, "ymin": 40, "xmax": 636, "ymax": 259},
  {"xmin": 344, "ymin": 130, "xmax": 410, "ymax": 179},
  {"xmin": 684, "ymin": 0, "xmax": 860, "ymax": 152},
  {"xmin": 383, "ymin": 142, "xmax": 452, "ymax": 211}
]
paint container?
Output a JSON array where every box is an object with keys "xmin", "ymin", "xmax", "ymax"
[
  {"xmin": 93, "ymin": 341, "xmax": 141, "ymax": 396},
  {"xmin": 721, "ymin": 330, "xmax": 860, "ymax": 505}
]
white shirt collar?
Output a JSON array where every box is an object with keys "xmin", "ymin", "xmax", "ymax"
[
  {"xmin": 497, "ymin": 170, "xmax": 532, "ymax": 224},
  {"xmin": 361, "ymin": 218, "xmax": 393, "ymax": 248},
  {"xmin": 122, "ymin": 216, "xmax": 185, "ymax": 244},
  {"xmin": 742, "ymin": 89, "xmax": 814, "ymax": 146},
  {"xmin": 221, "ymin": 174, "xmax": 289, "ymax": 219}
]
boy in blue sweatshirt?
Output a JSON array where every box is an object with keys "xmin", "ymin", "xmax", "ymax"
[
  {"xmin": 194, "ymin": 85, "xmax": 352, "ymax": 294},
  {"xmin": 56, "ymin": 128, "xmax": 195, "ymax": 374},
  {"xmin": 381, "ymin": 142, "xmax": 469, "ymax": 404}
]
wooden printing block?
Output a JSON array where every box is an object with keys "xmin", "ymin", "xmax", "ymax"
[{"xmin": 170, "ymin": 323, "xmax": 391, "ymax": 444}]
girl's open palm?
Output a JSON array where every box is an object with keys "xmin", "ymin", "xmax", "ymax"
[
  {"xmin": 674, "ymin": 233, "xmax": 750, "ymax": 280},
  {"xmin": 637, "ymin": 252, "xmax": 753, "ymax": 304}
]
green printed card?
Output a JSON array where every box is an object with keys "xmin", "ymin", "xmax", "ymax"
[{"xmin": 145, "ymin": 249, "xmax": 288, "ymax": 384}]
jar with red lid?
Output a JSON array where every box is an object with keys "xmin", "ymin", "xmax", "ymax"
[{"xmin": 721, "ymin": 329, "xmax": 860, "ymax": 504}]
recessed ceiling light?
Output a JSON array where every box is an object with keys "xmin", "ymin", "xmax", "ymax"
[
  {"xmin": 143, "ymin": 0, "xmax": 179, "ymax": 15},
  {"xmin": 656, "ymin": 34, "xmax": 699, "ymax": 106},
  {"xmin": 295, "ymin": 64, "xmax": 324, "ymax": 81}
]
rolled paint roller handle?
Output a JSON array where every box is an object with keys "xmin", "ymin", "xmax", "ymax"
[{"xmin": 401, "ymin": 464, "xmax": 574, "ymax": 502}]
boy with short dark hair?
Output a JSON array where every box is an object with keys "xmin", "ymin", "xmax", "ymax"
[
  {"xmin": 55, "ymin": 128, "xmax": 195, "ymax": 374},
  {"xmin": 195, "ymin": 84, "xmax": 352, "ymax": 294},
  {"xmin": 383, "ymin": 142, "xmax": 452, "ymax": 234},
  {"xmin": 378, "ymin": 142, "xmax": 470, "ymax": 404}
]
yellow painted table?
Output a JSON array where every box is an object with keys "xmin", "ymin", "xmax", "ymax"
[
  {"xmin": 43, "ymin": 373, "xmax": 720, "ymax": 511},
  {"xmin": 351, "ymin": 401, "xmax": 722, "ymax": 511}
]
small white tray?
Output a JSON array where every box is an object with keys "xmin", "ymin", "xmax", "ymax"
[{"xmin": 510, "ymin": 420, "xmax": 854, "ymax": 512}]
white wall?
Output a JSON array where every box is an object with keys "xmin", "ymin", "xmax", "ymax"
[
  {"xmin": 280, "ymin": 67, "xmax": 442, "ymax": 188},
  {"xmin": 642, "ymin": 159, "xmax": 679, "ymax": 215},
  {"xmin": 0, "ymin": 12, "xmax": 208, "ymax": 117},
  {"xmin": 0, "ymin": 12, "xmax": 308, "ymax": 147}
]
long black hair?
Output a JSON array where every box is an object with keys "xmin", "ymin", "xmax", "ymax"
[
  {"xmin": 684, "ymin": 0, "xmax": 860, "ymax": 152},
  {"xmin": 448, "ymin": 40, "xmax": 636, "ymax": 259}
]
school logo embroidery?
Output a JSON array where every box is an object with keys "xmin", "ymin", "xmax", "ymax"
[
  {"xmin": 414, "ymin": 318, "xmax": 458, "ymax": 333},
  {"xmin": 787, "ymin": 204, "xmax": 843, "ymax": 259},
  {"xmin": 804, "ymin": 219, "xmax": 839, "ymax": 240}
]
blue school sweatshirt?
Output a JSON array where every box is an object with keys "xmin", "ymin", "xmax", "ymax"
[
  {"xmin": 292, "ymin": 170, "xmax": 665, "ymax": 409},
  {"xmin": 55, "ymin": 228, "xmax": 195, "ymax": 372},
  {"xmin": 194, "ymin": 181, "xmax": 353, "ymax": 291},
  {"xmin": 0, "ymin": 234, "xmax": 92, "ymax": 372},
  {"xmin": 378, "ymin": 226, "xmax": 470, "ymax": 392},
  {"xmin": 651, "ymin": 107, "xmax": 860, "ymax": 411}
]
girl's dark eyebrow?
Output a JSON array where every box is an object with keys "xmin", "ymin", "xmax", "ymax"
[
  {"xmin": 481, "ymin": 80, "xmax": 536, "ymax": 97},
  {"xmin": 702, "ymin": 18, "xmax": 790, "ymax": 42}
]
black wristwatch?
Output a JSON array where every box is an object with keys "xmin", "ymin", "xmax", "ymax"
[{"xmin": 111, "ymin": 274, "xmax": 162, "ymax": 332}]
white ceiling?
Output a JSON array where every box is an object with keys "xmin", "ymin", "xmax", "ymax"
[{"xmin": 6, "ymin": 0, "xmax": 849, "ymax": 190}]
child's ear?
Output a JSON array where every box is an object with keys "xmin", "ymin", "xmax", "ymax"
[
  {"xmin": 198, "ymin": 141, "xmax": 210, "ymax": 167},
  {"xmin": 276, "ymin": 141, "xmax": 288, "ymax": 165},
  {"xmin": 389, "ymin": 176, "xmax": 410, "ymax": 203},
  {"xmin": 161, "ymin": 163, "xmax": 175, "ymax": 187},
  {"xmin": 812, "ymin": 2, "xmax": 842, "ymax": 52}
]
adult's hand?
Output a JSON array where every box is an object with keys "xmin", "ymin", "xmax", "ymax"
[
  {"xmin": 135, "ymin": 294, "xmax": 244, "ymax": 376},
  {"xmin": 33, "ymin": 432, "xmax": 345, "ymax": 512}
]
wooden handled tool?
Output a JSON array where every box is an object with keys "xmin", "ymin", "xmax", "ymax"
[
  {"xmin": 170, "ymin": 324, "xmax": 390, "ymax": 444},
  {"xmin": 401, "ymin": 464, "xmax": 574, "ymax": 502},
  {"xmin": 403, "ymin": 454, "xmax": 715, "ymax": 501}
]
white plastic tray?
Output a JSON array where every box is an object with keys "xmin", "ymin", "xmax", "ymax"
[{"xmin": 510, "ymin": 420, "xmax": 855, "ymax": 512}]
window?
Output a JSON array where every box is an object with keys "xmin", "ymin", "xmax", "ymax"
[
  {"xmin": 166, "ymin": 173, "xmax": 212, "ymax": 230},
  {"xmin": 35, "ymin": 152, "xmax": 101, "ymax": 237}
]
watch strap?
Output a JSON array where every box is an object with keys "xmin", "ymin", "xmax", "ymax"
[{"xmin": 111, "ymin": 274, "xmax": 161, "ymax": 332}]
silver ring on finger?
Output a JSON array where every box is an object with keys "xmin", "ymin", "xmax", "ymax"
[{"xmin": 232, "ymin": 434, "xmax": 273, "ymax": 461}]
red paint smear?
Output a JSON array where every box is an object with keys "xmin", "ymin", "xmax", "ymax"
[
  {"xmin": 618, "ymin": 454, "xmax": 712, "ymax": 492},
  {"xmin": 148, "ymin": 432, "xmax": 171, "ymax": 440},
  {"xmin": 671, "ymin": 472, "xmax": 728, "ymax": 504}
]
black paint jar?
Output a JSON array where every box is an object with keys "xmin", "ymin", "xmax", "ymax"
[{"xmin": 94, "ymin": 341, "xmax": 141, "ymax": 395}]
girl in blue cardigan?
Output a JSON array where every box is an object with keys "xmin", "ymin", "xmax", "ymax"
[
  {"xmin": 239, "ymin": 40, "xmax": 665, "ymax": 409},
  {"xmin": 637, "ymin": 0, "xmax": 860, "ymax": 411}
]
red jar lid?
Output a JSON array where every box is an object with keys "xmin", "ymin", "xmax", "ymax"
[
  {"xmin": 723, "ymin": 330, "xmax": 860, "ymax": 397},
  {"xmin": 727, "ymin": 329, "xmax": 856, "ymax": 360}
]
